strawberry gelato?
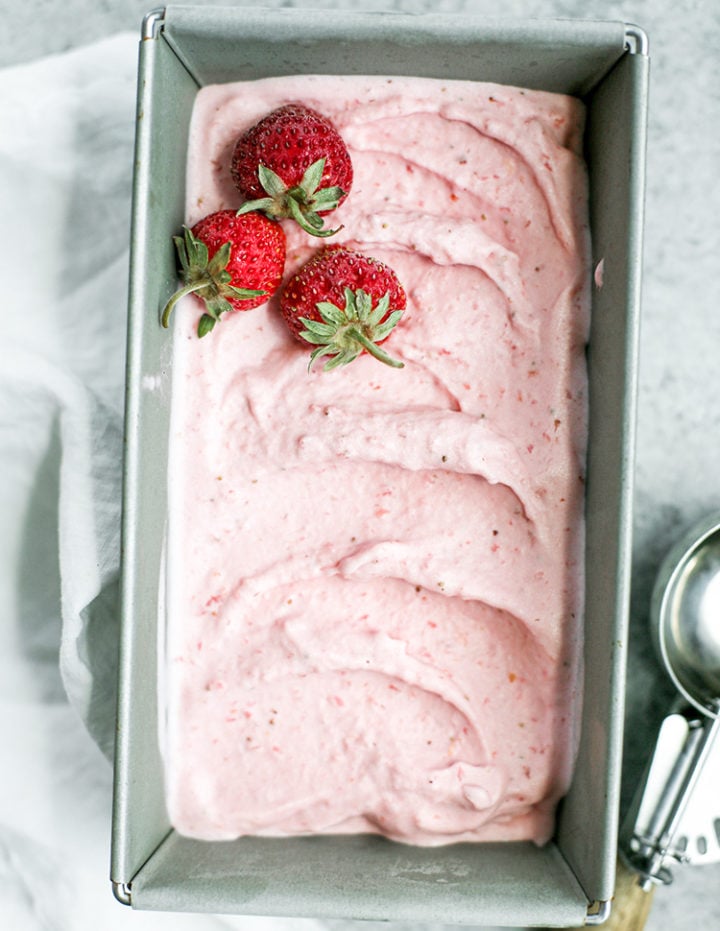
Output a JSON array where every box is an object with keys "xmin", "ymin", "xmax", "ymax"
[{"xmin": 163, "ymin": 75, "xmax": 590, "ymax": 846}]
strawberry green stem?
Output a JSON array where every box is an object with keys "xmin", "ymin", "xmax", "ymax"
[
  {"xmin": 162, "ymin": 279, "xmax": 212, "ymax": 328},
  {"xmin": 346, "ymin": 327, "xmax": 404, "ymax": 368}
]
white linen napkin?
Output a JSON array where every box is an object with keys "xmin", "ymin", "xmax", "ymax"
[{"xmin": 0, "ymin": 33, "xmax": 135, "ymax": 759}]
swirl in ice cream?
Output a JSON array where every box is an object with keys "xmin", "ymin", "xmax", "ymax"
[{"xmin": 164, "ymin": 74, "xmax": 590, "ymax": 845}]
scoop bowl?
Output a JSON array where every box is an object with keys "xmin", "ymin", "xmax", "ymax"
[{"xmin": 652, "ymin": 513, "xmax": 720, "ymax": 718}]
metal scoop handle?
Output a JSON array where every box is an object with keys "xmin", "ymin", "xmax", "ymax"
[{"xmin": 623, "ymin": 705, "xmax": 720, "ymax": 889}]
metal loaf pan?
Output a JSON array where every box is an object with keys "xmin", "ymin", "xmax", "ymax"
[{"xmin": 113, "ymin": 6, "xmax": 648, "ymax": 925}]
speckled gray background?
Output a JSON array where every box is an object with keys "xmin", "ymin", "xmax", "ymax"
[{"xmin": 2, "ymin": 1, "xmax": 719, "ymax": 929}]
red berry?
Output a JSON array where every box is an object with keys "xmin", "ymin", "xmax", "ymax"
[
  {"xmin": 232, "ymin": 105, "xmax": 353, "ymax": 238},
  {"xmin": 280, "ymin": 246, "xmax": 407, "ymax": 371},
  {"xmin": 162, "ymin": 209, "xmax": 286, "ymax": 337}
]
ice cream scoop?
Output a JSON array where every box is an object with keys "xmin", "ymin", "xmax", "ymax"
[{"xmin": 624, "ymin": 514, "xmax": 720, "ymax": 893}]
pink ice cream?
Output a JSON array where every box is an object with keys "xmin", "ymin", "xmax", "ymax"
[{"xmin": 164, "ymin": 75, "xmax": 590, "ymax": 846}]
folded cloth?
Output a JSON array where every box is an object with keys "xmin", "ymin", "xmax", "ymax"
[{"xmin": 0, "ymin": 32, "xmax": 136, "ymax": 759}]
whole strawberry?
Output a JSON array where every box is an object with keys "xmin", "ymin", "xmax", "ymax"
[
  {"xmin": 162, "ymin": 209, "xmax": 286, "ymax": 337},
  {"xmin": 280, "ymin": 246, "xmax": 407, "ymax": 371},
  {"xmin": 231, "ymin": 104, "xmax": 353, "ymax": 238}
]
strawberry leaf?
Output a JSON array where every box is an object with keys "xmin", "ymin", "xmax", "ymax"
[
  {"xmin": 206, "ymin": 241, "xmax": 231, "ymax": 277},
  {"xmin": 237, "ymin": 197, "xmax": 277, "ymax": 217},
  {"xmin": 355, "ymin": 290, "xmax": 373, "ymax": 319},
  {"xmin": 226, "ymin": 285, "xmax": 266, "ymax": 300},
  {"xmin": 298, "ymin": 157, "xmax": 326, "ymax": 198},
  {"xmin": 316, "ymin": 302, "xmax": 346, "ymax": 327},
  {"xmin": 188, "ymin": 230, "xmax": 209, "ymax": 269},
  {"xmin": 373, "ymin": 309, "xmax": 404, "ymax": 342},
  {"xmin": 366, "ymin": 293, "xmax": 390, "ymax": 326},
  {"xmin": 300, "ymin": 331, "xmax": 329, "ymax": 346},
  {"xmin": 198, "ymin": 314, "xmax": 217, "ymax": 338},
  {"xmin": 205, "ymin": 296, "xmax": 234, "ymax": 320},
  {"xmin": 299, "ymin": 209, "xmax": 325, "ymax": 231},
  {"xmin": 299, "ymin": 317, "xmax": 337, "ymax": 339},
  {"xmin": 343, "ymin": 288, "xmax": 358, "ymax": 320},
  {"xmin": 324, "ymin": 347, "xmax": 361, "ymax": 371},
  {"xmin": 311, "ymin": 186, "xmax": 345, "ymax": 212},
  {"xmin": 307, "ymin": 345, "xmax": 337, "ymax": 371},
  {"xmin": 258, "ymin": 164, "xmax": 288, "ymax": 198}
]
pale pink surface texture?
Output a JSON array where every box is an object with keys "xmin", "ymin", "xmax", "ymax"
[{"xmin": 164, "ymin": 75, "xmax": 591, "ymax": 846}]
